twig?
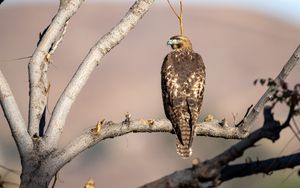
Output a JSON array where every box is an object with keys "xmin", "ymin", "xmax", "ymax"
[
  {"xmin": 166, "ymin": 0, "xmax": 184, "ymax": 35},
  {"xmin": 51, "ymin": 172, "xmax": 59, "ymax": 188},
  {"xmin": 235, "ymin": 104, "xmax": 253, "ymax": 127},
  {"xmin": 278, "ymin": 135, "xmax": 295, "ymax": 155},
  {"xmin": 166, "ymin": 0, "xmax": 180, "ymax": 19},
  {"xmin": 0, "ymin": 56, "xmax": 32, "ymax": 62},
  {"xmin": 292, "ymin": 117, "xmax": 300, "ymax": 134},
  {"xmin": 289, "ymin": 125, "xmax": 300, "ymax": 143},
  {"xmin": 240, "ymin": 45, "xmax": 300, "ymax": 131},
  {"xmin": 179, "ymin": 0, "xmax": 183, "ymax": 35},
  {"xmin": 0, "ymin": 164, "xmax": 20, "ymax": 175},
  {"xmin": 0, "ymin": 181, "xmax": 19, "ymax": 187},
  {"xmin": 280, "ymin": 168, "xmax": 298, "ymax": 185}
]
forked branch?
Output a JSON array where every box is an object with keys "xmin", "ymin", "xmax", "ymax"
[
  {"xmin": 239, "ymin": 45, "xmax": 300, "ymax": 131},
  {"xmin": 141, "ymin": 104, "xmax": 297, "ymax": 188},
  {"xmin": 54, "ymin": 44, "xmax": 299, "ymax": 171},
  {"xmin": 28, "ymin": 0, "xmax": 84, "ymax": 136},
  {"xmin": 44, "ymin": 0, "xmax": 156, "ymax": 150},
  {"xmin": 167, "ymin": 0, "xmax": 184, "ymax": 35}
]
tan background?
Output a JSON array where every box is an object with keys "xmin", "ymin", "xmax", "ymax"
[{"xmin": 0, "ymin": 2, "xmax": 300, "ymax": 188}]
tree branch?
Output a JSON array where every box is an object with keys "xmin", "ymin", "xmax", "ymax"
[
  {"xmin": 0, "ymin": 70, "xmax": 32, "ymax": 156},
  {"xmin": 44, "ymin": 0, "xmax": 156, "ymax": 150},
  {"xmin": 28, "ymin": 0, "xmax": 84, "ymax": 136},
  {"xmin": 220, "ymin": 152, "xmax": 300, "ymax": 183},
  {"xmin": 49, "ymin": 118, "xmax": 246, "ymax": 171},
  {"xmin": 0, "ymin": 164, "xmax": 20, "ymax": 175},
  {"xmin": 50, "ymin": 43, "xmax": 300, "ymax": 169},
  {"xmin": 140, "ymin": 106, "xmax": 292, "ymax": 188},
  {"xmin": 239, "ymin": 45, "xmax": 300, "ymax": 131}
]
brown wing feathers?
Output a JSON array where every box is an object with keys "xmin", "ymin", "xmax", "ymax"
[{"xmin": 161, "ymin": 43, "xmax": 205, "ymax": 159}]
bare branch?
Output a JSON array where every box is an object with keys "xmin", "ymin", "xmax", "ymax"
[
  {"xmin": 141, "ymin": 153, "xmax": 300, "ymax": 188},
  {"xmin": 44, "ymin": 0, "xmax": 156, "ymax": 150},
  {"xmin": 0, "ymin": 164, "xmax": 20, "ymax": 175},
  {"xmin": 166, "ymin": 0, "xmax": 184, "ymax": 35},
  {"xmin": 220, "ymin": 152, "xmax": 300, "ymax": 183},
  {"xmin": 0, "ymin": 70, "xmax": 32, "ymax": 155},
  {"xmin": 240, "ymin": 45, "xmax": 300, "ymax": 131},
  {"xmin": 51, "ymin": 118, "xmax": 246, "ymax": 171},
  {"xmin": 167, "ymin": 0, "xmax": 180, "ymax": 19},
  {"xmin": 235, "ymin": 104, "xmax": 253, "ymax": 127},
  {"xmin": 50, "ymin": 44, "xmax": 300, "ymax": 167},
  {"xmin": 28, "ymin": 0, "xmax": 84, "ymax": 136},
  {"xmin": 140, "ymin": 106, "xmax": 290, "ymax": 188}
]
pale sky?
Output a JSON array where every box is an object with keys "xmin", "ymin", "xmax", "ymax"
[{"xmin": 2, "ymin": 0, "xmax": 300, "ymax": 26}]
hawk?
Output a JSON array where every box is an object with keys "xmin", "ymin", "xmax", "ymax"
[{"xmin": 161, "ymin": 35, "xmax": 205, "ymax": 159}]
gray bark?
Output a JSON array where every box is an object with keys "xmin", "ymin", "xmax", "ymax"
[{"xmin": 2, "ymin": 0, "xmax": 157, "ymax": 187}]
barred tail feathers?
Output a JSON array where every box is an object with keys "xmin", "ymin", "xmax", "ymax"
[
  {"xmin": 175, "ymin": 121, "xmax": 193, "ymax": 159},
  {"xmin": 176, "ymin": 138, "xmax": 192, "ymax": 159}
]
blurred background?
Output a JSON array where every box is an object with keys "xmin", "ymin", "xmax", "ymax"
[{"xmin": 0, "ymin": 0, "xmax": 300, "ymax": 187}]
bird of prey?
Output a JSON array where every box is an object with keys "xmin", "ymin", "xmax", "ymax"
[{"xmin": 161, "ymin": 35, "xmax": 206, "ymax": 159}]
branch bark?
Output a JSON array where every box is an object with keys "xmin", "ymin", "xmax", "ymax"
[
  {"xmin": 140, "ymin": 106, "xmax": 294, "ymax": 188},
  {"xmin": 220, "ymin": 152, "xmax": 300, "ymax": 182},
  {"xmin": 141, "ymin": 152, "xmax": 300, "ymax": 188},
  {"xmin": 44, "ymin": 0, "xmax": 156, "ymax": 150},
  {"xmin": 0, "ymin": 70, "xmax": 32, "ymax": 156},
  {"xmin": 52, "ymin": 118, "xmax": 246, "ymax": 171},
  {"xmin": 28, "ymin": 0, "xmax": 84, "ymax": 136},
  {"xmin": 240, "ymin": 45, "xmax": 300, "ymax": 131}
]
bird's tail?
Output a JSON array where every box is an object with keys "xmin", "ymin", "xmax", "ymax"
[{"xmin": 176, "ymin": 138, "xmax": 192, "ymax": 159}]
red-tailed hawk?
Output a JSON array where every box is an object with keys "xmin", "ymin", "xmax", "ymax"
[{"xmin": 161, "ymin": 35, "xmax": 205, "ymax": 159}]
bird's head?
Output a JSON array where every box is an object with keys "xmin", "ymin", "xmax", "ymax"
[{"xmin": 167, "ymin": 35, "xmax": 192, "ymax": 50}]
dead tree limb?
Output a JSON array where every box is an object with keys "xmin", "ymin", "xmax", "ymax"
[
  {"xmin": 1, "ymin": 0, "xmax": 156, "ymax": 187},
  {"xmin": 140, "ymin": 104, "xmax": 297, "ymax": 188},
  {"xmin": 53, "ymin": 118, "xmax": 246, "ymax": 171},
  {"xmin": 54, "ymin": 45, "xmax": 300, "ymax": 171},
  {"xmin": 220, "ymin": 152, "xmax": 300, "ymax": 182},
  {"xmin": 239, "ymin": 45, "xmax": 300, "ymax": 131},
  {"xmin": 28, "ymin": 0, "xmax": 84, "ymax": 136},
  {"xmin": 44, "ymin": 0, "xmax": 156, "ymax": 150}
]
